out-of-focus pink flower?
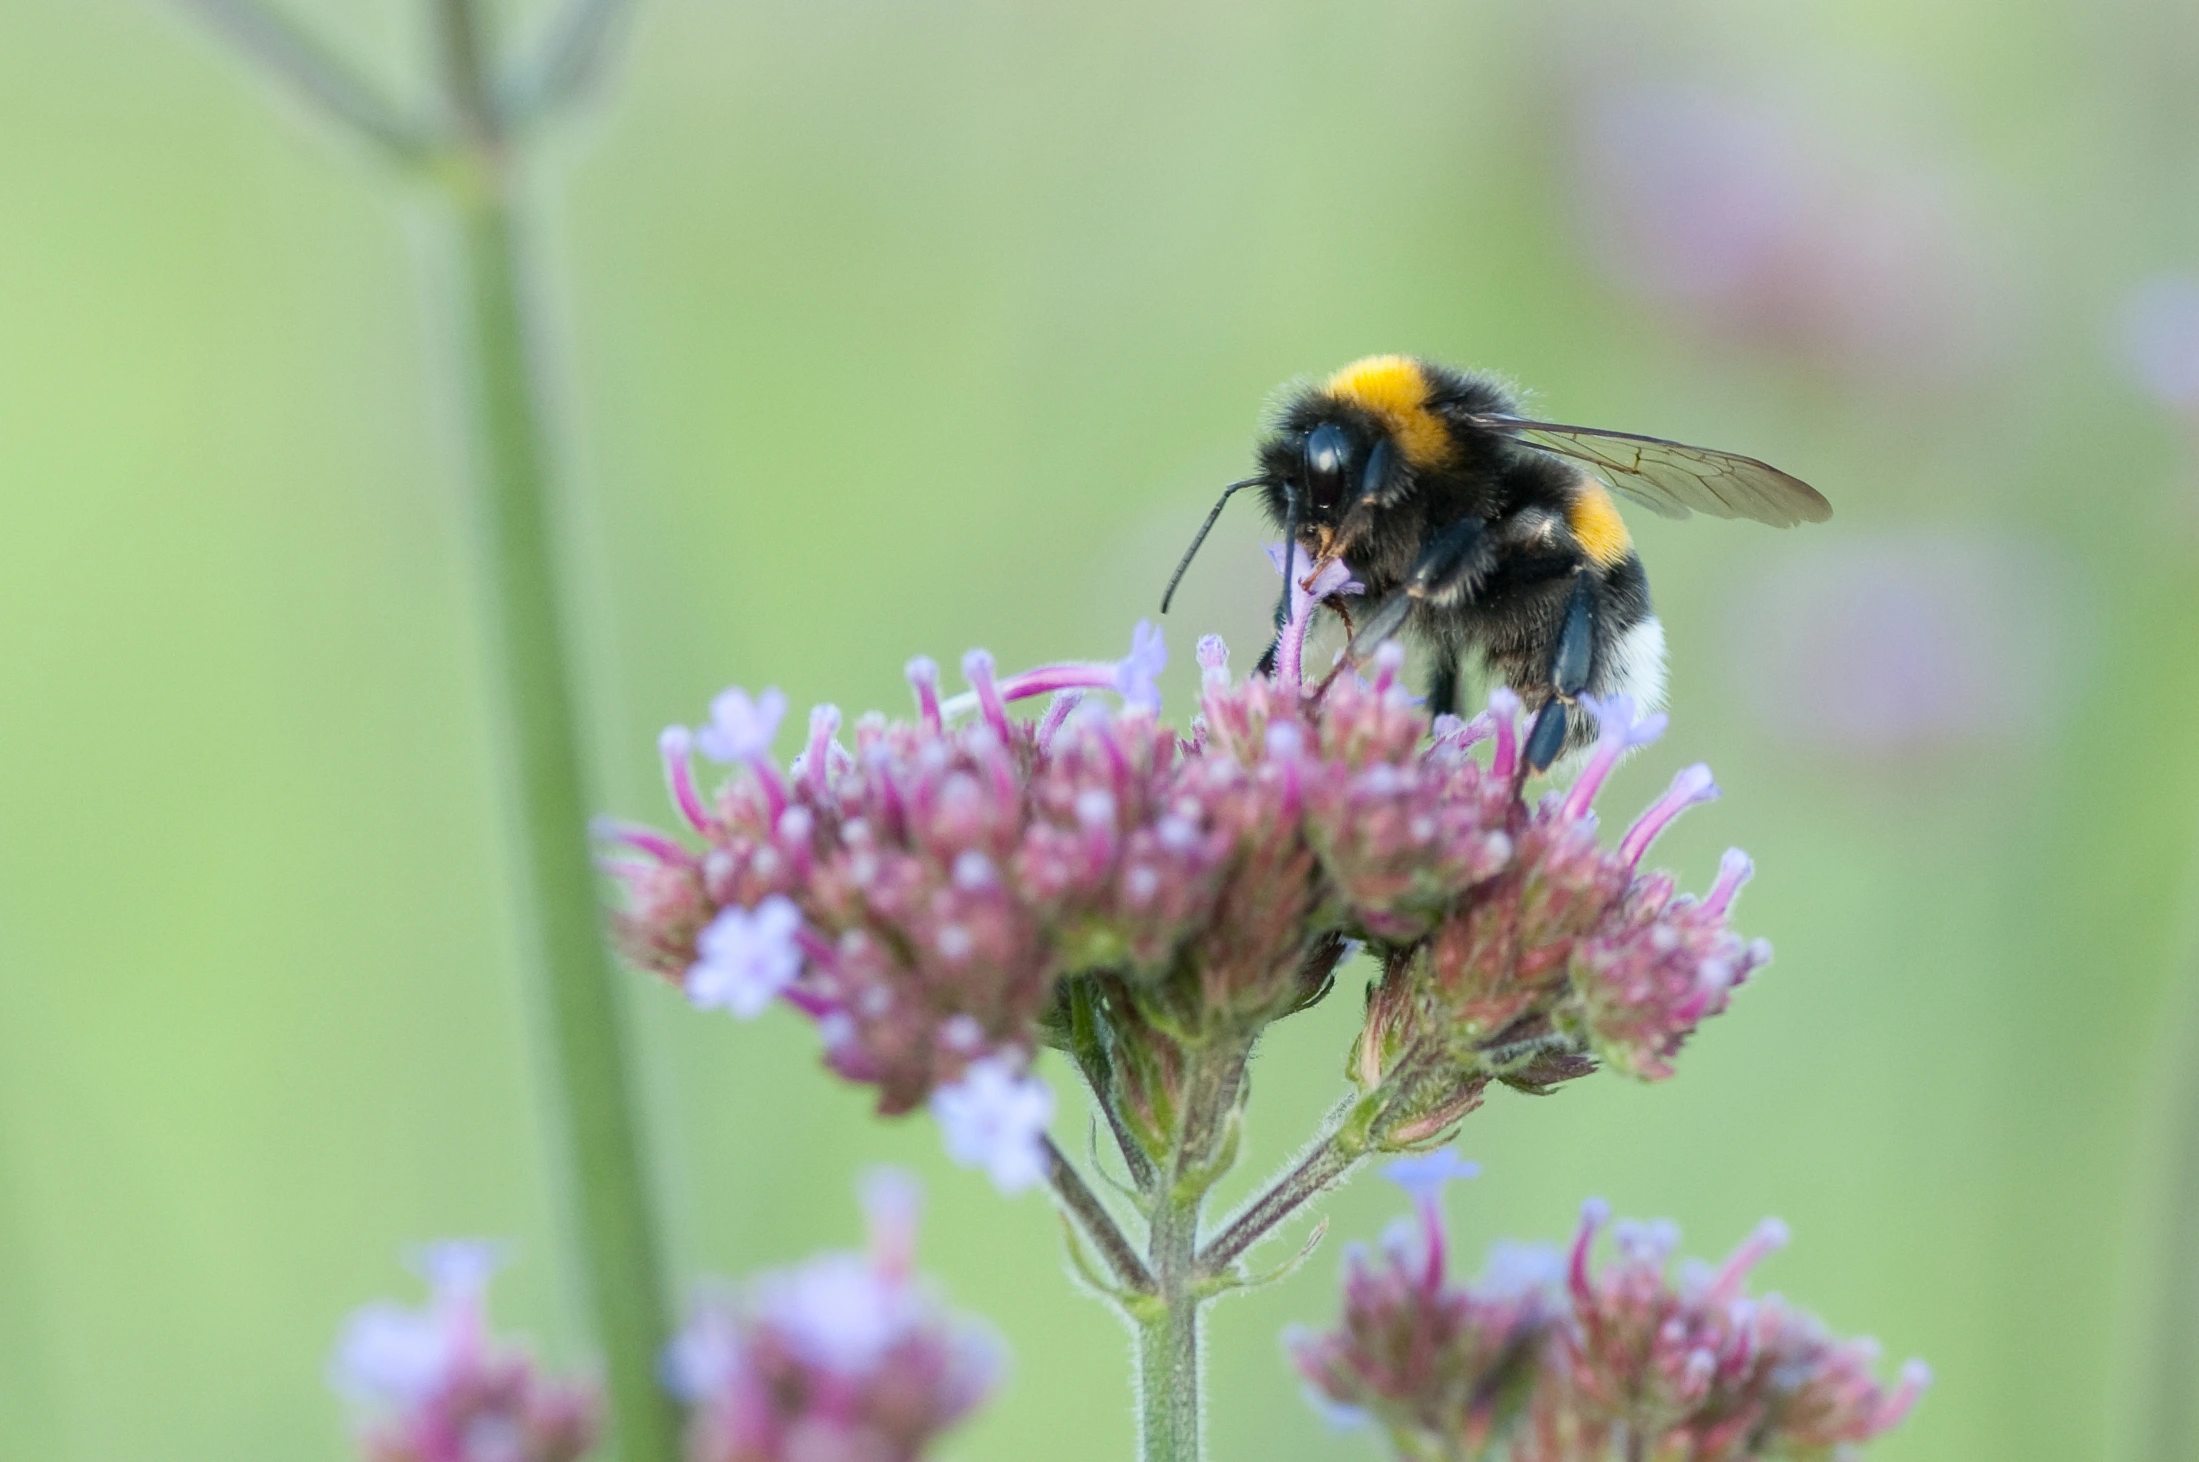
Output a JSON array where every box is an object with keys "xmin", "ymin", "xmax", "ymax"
[
  {"xmin": 1293, "ymin": 1192, "xmax": 1928, "ymax": 1461},
  {"xmin": 666, "ymin": 1172, "xmax": 1002, "ymax": 1462},
  {"xmin": 1521, "ymin": 1203, "xmax": 1928, "ymax": 1461},
  {"xmin": 1571, "ymin": 83, "xmax": 2016, "ymax": 385},
  {"xmin": 1287, "ymin": 1155, "xmax": 1559, "ymax": 1455},
  {"xmin": 1725, "ymin": 531, "xmax": 2078, "ymax": 753},
  {"xmin": 2117, "ymin": 273, "xmax": 2199, "ymax": 412},
  {"xmin": 330, "ymin": 1244, "xmax": 598, "ymax": 1462}
]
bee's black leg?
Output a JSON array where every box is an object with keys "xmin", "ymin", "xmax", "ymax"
[
  {"xmin": 1526, "ymin": 572, "xmax": 1599, "ymax": 772},
  {"xmin": 1350, "ymin": 518, "xmax": 1491, "ymax": 654},
  {"xmin": 1426, "ymin": 653, "xmax": 1461, "ymax": 718},
  {"xmin": 1525, "ymin": 700, "xmax": 1568, "ymax": 770},
  {"xmin": 1333, "ymin": 438, "xmax": 1401, "ymax": 546},
  {"xmin": 1553, "ymin": 571, "xmax": 1596, "ymax": 699}
]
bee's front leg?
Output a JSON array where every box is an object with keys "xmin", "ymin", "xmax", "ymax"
[{"xmin": 1349, "ymin": 518, "xmax": 1492, "ymax": 655}]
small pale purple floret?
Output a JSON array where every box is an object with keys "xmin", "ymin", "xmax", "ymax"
[
  {"xmin": 1196, "ymin": 633, "xmax": 1230, "ymax": 686},
  {"xmin": 658, "ymin": 726, "xmax": 713, "ymax": 834},
  {"xmin": 1112, "ymin": 619, "xmax": 1168, "ymax": 711},
  {"xmin": 929, "ymin": 1056, "xmax": 1055, "ymax": 1195},
  {"xmin": 1382, "ymin": 1149, "xmax": 1482, "ymax": 1205},
  {"xmin": 1563, "ymin": 694, "xmax": 1669, "ymax": 820},
  {"xmin": 687, "ymin": 894, "xmax": 805, "ymax": 1018},
  {"xmin": 696, "ymin": 686, "xmax": 788, "ymax": 765}
]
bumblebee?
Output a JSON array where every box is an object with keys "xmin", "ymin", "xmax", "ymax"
[{"xmin": 1162, "ymin": 355, "xmax": 1829, "ymax": 768}]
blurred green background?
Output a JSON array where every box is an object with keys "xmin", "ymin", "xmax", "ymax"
[{"xmin": 7, "ymin": 0, "xmax": 2199, "ymax": 1458}]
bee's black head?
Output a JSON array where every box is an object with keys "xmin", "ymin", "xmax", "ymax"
[{"xmin": 1256, "ymin": 405, "xmax": 1389, "ymax": 537}]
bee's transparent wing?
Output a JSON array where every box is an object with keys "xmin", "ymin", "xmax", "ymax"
[{"xmin": 1468, "ymin": 415, "xmax": 1832, "ymax": 527}]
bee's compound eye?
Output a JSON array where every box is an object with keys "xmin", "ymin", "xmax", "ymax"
[{"xmin": 1304, "ymin": 423, "xmax": 1351, "ymax": 513}]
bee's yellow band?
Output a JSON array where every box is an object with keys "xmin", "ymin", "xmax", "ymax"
[
  {"xmin": 1567, "ymin": 480, "xmax": 1633, "ymax": 568},
  {"xmin": 1322, "ymin": 355, "xmax": 1455, "ymax": 470}
]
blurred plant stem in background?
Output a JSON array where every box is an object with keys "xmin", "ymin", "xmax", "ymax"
[{"xmin": 165, "ymin": 3, "xmax": 679, "ymax": 1460}]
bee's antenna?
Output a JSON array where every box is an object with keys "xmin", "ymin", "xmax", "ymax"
[{"xmin": 1160, "ymin": 476, "xmax": 1271, "ymax": 613}]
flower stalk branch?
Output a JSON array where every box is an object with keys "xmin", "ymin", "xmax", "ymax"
[
  {"xmin": 168, "ymin": 0, "xmax": 432, "ymax": 161},
  {"xmin": 1198, "ymin": 1103, "xmax": 1373, "ymax": 1279},
  {"xmin": 1043, "ymin": 1136, "xmax": 1153, "ymax": 1295}
]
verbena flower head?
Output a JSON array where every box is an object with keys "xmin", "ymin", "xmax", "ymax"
[
  {"xmin": 665, "ymin": 1170, "xmax": 1003, "ymax": 1462},
  {"xmin": 1293, "ymin": 1187, "xmax": 1928, "ymax": 1462},
  {"xmin": 329, "ymin": 1244, "xmax": 598, "ymax": 1462},
  {"xmin": 606, "ymin": 610, "xmax": 1769, "ymax": 1177}
]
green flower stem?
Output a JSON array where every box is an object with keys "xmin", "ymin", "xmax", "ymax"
[
  {"xmin": 1126, "ymin": 1036, "xmax": 1254, "ymax": 1462},
  {"xmin": 1136, "ymin": 1189, "xmax": 1204, "ymax": 1462},
  {"xmin": 433, "ymin": 4, "xmax": 678, "ymax": 1460}
]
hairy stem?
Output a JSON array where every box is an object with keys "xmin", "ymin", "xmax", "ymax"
[
  {"xmin": 1130, "ymin": 1036, "xmax": 1250, "ymax": 1462},
  {"xmin": 1044, "ymin": 1136, "xmax": 1153, "ymax": 1294},
  {"xmin": 1197, "ymin": 1113, "xmax": 1369, "ymax": 1277},
  {"xmin": 1137, "ymin": 1187, "xmax": 1203, "ymax": 1462},
  {"xmin": 434, "ymin": 3, "xmax": 677, "ymax": 1459}
]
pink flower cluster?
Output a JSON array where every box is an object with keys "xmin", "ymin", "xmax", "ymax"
[
  {"xmin": 1353, "ymin": 693, "xmax": 1770, "ymax": 1119},
  {"xmin": 1291, "ymin": 1162, "xmax": 1928, "ymax": 1461},
  {"xmin": 603, "ymin": 588, "xmax": 1767, "ymax": 1186},
  {"xmin": 664, "ymin": 1171, "xmax": 1001, "ymax": 1462},
  {"xmin": 329, "ymin": 1245, "xmax": 598, "ymax": 1462}
]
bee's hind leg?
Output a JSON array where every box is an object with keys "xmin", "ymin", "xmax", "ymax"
[{"xmin": 1523, "ymin": 570, "xmax": 1598, "ymax": 771}]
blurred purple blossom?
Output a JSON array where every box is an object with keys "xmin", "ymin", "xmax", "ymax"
[
  {"xmin": 2116, "ymin": 272, "xmax": 2199, "ymax": 411},
  {"xmin": 1292, "ymin": 1190, "xmax": 1928, "ymax": 1461},
  {"xmin": 1381, "ymin": 1149, "xmax": 1481, "ymax": 1208},
  {"xmin": 1725, "ymin": 531, "xmax": 2079, "ymax": 753},
  {"xmin": 330, "ymin": 1245, "xmax": 598, "ymax": 1462},
  {"xmin": 666, "ymin": 1172, "xmax": 1001, "ymax": 1462},
  {"xmin": 1572, "ymin": 84, "xmax": 2015, "ymax": 384}
]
